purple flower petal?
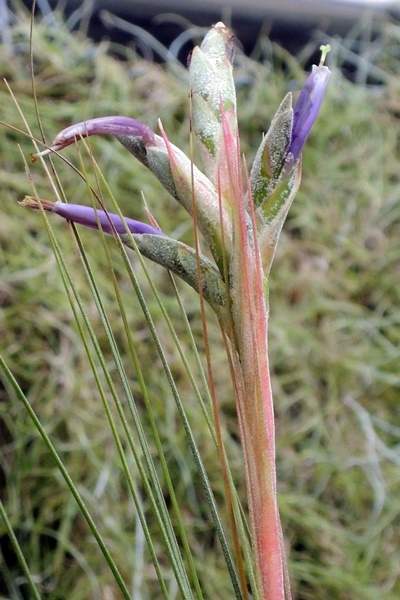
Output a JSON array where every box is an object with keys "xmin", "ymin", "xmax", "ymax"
[
  {"xmin": 287, "ymin": 65, "xmax": 330, "ymax": 164},
  {"xmin": 33, "ymin": 116, "xmax": 156, "ymax": 158},
  {"xmin": 53, "ymin": 203, "xmax": 164, "ymax": 236},
  {"xmin": 19, "ymin": 196, "xmax": 164, "ymax": 236}
]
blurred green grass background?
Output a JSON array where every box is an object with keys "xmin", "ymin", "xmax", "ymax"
[{"xmin": 1, "ymin": 7, "xmax": 400, "ymax": 600}]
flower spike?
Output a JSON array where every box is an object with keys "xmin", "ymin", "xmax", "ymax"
[{"xmin": 22, "ymin": 23, "xmax": 331, "ymax": 600}]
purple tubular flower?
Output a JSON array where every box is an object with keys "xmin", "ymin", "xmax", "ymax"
[
  {"xmin": 287, "ymin": 65, "xmax": 331, "ymax": 164},
  {"xmin": 53, "ymin": 203, "xmax": 164, "ymax": 235},
  {"xmin": 33, "ymin": 116, "xmax": 156, "ymax": 158},
  {"xmin": 19, "ymin": 196, "xmax": 164, "ymax": 236}
]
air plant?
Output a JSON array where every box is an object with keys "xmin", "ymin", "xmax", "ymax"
[{"xmin": 22, "ymin": 23, "xmax": 330, "ymax": 600}]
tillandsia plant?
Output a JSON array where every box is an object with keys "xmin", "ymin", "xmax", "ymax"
[{"xmin": 21, "ymin": 23, "xmax": 330, "ymax": 600}]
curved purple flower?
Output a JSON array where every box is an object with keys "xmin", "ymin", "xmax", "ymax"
[
  {"xmin": 287, "ymin": 64, "xmax": 331, "ymax": 164},
  {"xmin": 33, "ymin": 116, "xmax": 156, "ymax": 158},
  {"xmin": 19, "ymin": 196, "xmax": 165, "ymax": 236}
]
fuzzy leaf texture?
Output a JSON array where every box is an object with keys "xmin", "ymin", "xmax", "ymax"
[{"xmin": 189, "ymin": 22, "xmax": 236, "ymax": 188}]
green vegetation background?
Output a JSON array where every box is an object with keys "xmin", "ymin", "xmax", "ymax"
[{"xmin": 1, "ymin": 8, "xmax": 400, "ymax": 600}]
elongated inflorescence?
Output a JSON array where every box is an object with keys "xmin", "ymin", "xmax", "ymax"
[{"xmin": 22, "ymin": 23, "xmax": 331, "ymax": 600}]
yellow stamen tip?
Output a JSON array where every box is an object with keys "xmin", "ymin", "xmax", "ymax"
[{"xmin": 319, "ymin": 44, "xmax": 331, "ymax": 67}]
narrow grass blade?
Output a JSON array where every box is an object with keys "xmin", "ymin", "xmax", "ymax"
[
  {"xmin": 0, "ymin": 357, "xmax": 132, "ymax": 600},
  {"xmin": 0, "ymin": 500, "xmax": 42, "ymax": 600}
]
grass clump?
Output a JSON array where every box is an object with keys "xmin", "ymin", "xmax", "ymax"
[{"xmin": 1, "ymin": 7, "xmax": 400, "ymax": 599}]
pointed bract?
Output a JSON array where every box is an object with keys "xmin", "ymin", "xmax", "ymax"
[
  {"xmin": 189, "ymin": 22, "xmax": 236, "ymax": 188},
  {"xmin": 249, "ymin": 93, "xmax": 294, "ymax": 214}
]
